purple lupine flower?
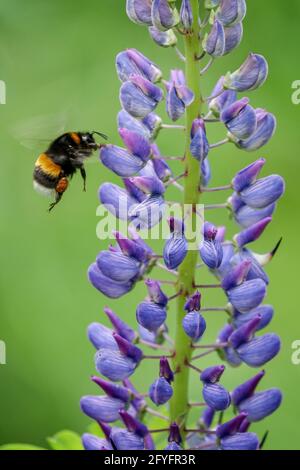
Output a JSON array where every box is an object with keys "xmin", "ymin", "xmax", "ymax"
[
  {"xmin": 220, "ymin": 432, "xmax": 259, "ymax": 450},
  {"xmin": 190, "ymin": 118, "xmax": 210, "ymax": 162},
  {"xmin": 234, "ymin": 217, "xmax": 272, "ymax": 247},
  {"xmin": 234, "ymin": 109, "xmax": 276, "ymax": 151},
  {"xmin": 126, "ymin": 0, "xmax": 153, "ymax": 26},
  {"xmin": 235, "ymin": 333, "xmax": 281, "ymax": 367},
  {"xmin": 239, "ymin": 175, "xmax": 285, "ymax": 208},
  {"xmin": 166, "ymin": 70, "xmax": 194, "ymax": 121},
  {"xmin": 217, "ymin": 0, "xmax": 247, "ymax": 27},
  {"xmin": 110, "ymin": 427, "xmax": 145, "ymax": 450},
  {"xmin": 227, "ymin": 278, "xmax": 267, "ymax": 313},
  {"xmin": 223, "ymin": 22, "xmax": 243, "ymax": 55},
  {"xmin": 163, "ymin": 217, "xmax": 188, "ymax": 269},
  {"xmin": 151, "ymin": 0, "xmax": 180, "ymax": 31},
  {"xmin": 224, "ymin": 53, "xmax": 268, "ymax": 92},
  {"xmin": 136, "ymin": 301, "xmax": 167, "ymax": 331},
  {"xmin": 149, "ymin": 26, "xmax": 178, "ymax": 47},
  {"xmin": 120, "ymin": 76, "xmax": 163, "ymax": 119},
  {"xmin": 238, "ymin": 388, "xmax": 282, "ymax": 422},
  {"xmin": 83, "ymin": 1, "xmax": 283, "ymax": 452},
  {"xmin": 82, "ymin": 433, "xmax": 112, "ymax": 451},
  {"xmin": 233, "ymin": 305, "xmax": 274, "ymax": 331},
  {"xmin": 203, "ymin": 20, "xmax": 225, "ymax": 57},
  {"xmin": 232, "ymin": 158, "xmax": 266, "ymax": 192},
  {"xmin": 180, "ymin": 0, "xmax": 193, "ymax": 31},
  {"xmin": 221, "ymin": 97, "xmax": 257, "ymax": 140},
  {"xmin": 200, "ymin": 222, "xmax": 223, "ymax": 269},
  {"xmin": 116, "ymin": 49, "xmax": 162, "ymax": 83},
  {"xmin": 231, "ymin": 370, "xmax": 266, "ymax": 406},
  {"xmin": 80, "ymin": 395, "xmax": 126, "ymax": 423}
]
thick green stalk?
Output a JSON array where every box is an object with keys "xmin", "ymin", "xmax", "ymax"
[{"xmin": 170, "ymin": 0, "xmax": 203, "ymax": 437}]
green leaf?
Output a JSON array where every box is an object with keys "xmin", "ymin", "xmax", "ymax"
[
  {"xmin": 0, "ymin": 443, "xmax": 46, "ymax": 451},
  {"xmin": 86, "ymin": 422, "xmax": 105, "ymax": 438},
  {"xmin": 47, "ymin": 430, "xmax": 83, "ymax": 450}
]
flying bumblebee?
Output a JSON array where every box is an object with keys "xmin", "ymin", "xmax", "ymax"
[{"xmin": 33, "ymin": 131, "xmax": 107, "ymax": 211}]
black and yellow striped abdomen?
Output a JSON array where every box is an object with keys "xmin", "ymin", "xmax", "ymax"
[{"xmin": 33, "ymin": 153, "xmax": 62, "ymax": 196}]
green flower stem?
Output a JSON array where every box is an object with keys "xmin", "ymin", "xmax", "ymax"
[{"xmin": 170, "ymin": 0, "xmax": 203, "ymax": 439}]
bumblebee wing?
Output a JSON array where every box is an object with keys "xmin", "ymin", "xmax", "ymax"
[{"xmin": 11, "ymin": 111, "xmax": 69, "ymax": 151}]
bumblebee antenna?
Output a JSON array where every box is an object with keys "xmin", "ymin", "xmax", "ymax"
[{"xmin": 92, "ymin": 131, "xmax": 108, "ymax": 140}]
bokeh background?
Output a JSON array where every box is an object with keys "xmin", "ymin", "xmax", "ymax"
[{"xmin": 0, "ymin": 0, "xmax": 300, "ymax": 450}]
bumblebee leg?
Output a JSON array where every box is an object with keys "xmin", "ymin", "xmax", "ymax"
[
  {"xmin": 48, "ymin": 177, "xmax": 68, "ymax": 212},
  {"xmin": 80, "ymin": 167, "xmax": 87, "ymax": 192}
]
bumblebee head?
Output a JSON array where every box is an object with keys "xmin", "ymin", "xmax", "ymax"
[{"xmin": 80, "ymin": 131, "xmax": 108, "ymax": 150}]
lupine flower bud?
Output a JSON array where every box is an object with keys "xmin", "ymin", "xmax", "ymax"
[
  {"xmin": 234, "ymin": 217, "xmax": 272, "ymax": 247},
  {"xmin": 166, "ymin": 70, "xmax": 194, "ymax": 121},
  {"xmin": 117, "ymin": 110, "xmax": 150, "ymax": 140},
  {"xmin": 227, "ymin": 278, "xmax": 267, "ymax": 313},
  {"xmin": 126, "ymin": 0, "xmax": 153, "ymax": 26},
  {"xmin": 114, "ymin": 333, "xmax": 143, "ymax": 363},
  {"xmin": 239, "ymin": 175, "xmax": 285, "ymax": 209},
  {"xmin": 145, "ymin": 279, "xmax": 168, "ymax": 306},
  {"xmin": 222, "ymin": 97, "xmax": 257, "ymax": 140},
  {"xmin": 149, "ymin": 377, "xmax": 173, "ymax": 405},
  {"xmin": 201, "ymin": 157, "xmax": 212, "ymax": 187},
  {"xmin": 184, "ymin": 291, "xmax": 201, "ymax": 312},
  {"xmin": 160, "ymin": 356, "xmax": 174, "ymax": 382},
  {"xmin": 216, "ymin": 0, "xmax": 246, "ymax": 27},
  {"xmin": 180, "ymin": 0, "xmax": 193, "ymax": 31},
  {"xmin": 151, "ymin": 0, "xmax": 180, "ymax": 31},
  {"xmin": 229, "ymin": 316, "xmax": 262, "ymax": 349},
  {"xmin": 235, "ymin": 109, "xmax": 276, "ymax": 151},
  {"xmin": 220, "ymin": 432, "xmax": 259, "ymax": 450},
  {"xmin": 136, "ymin": 301, "xmax": 167, "ymax": 331},
  {"xmin": 232, "ymin": 370, "xmax": 265, "ymax": 406},
  {"xmin": 129, "ymin": 194, "xmax": 166, "ymax": 229},
  {"xmin": 88, "ymin": 263, "xmax": 134, "ymax": 298},
  {"xmin": 221, "ymin": 259, "xmax": 252, "ymax": 291},
  {"xmin": 234, "ymin": 203, "xmax": 276, "ymax": 229},
  {"xmin": 224, "ymin": 53, "xmax": 268, "ymax": 92},
  {"xmin": 152, "ymin": 156, "xmax": 173, "ymax": 182},
  {"xmin": 149, "ymin": 26, "xmax": 178, "ymax": 47},
  {"xmin": 95, "ymin": 349, "xmax": 139, "ymax": 382},
  {"xmin": 128, "ymin": 176, "xmax": 165, "ymax": 195},
  {"xmin": 87, "ymin": 322, "xmax": 118, "ymax": 350},
  {"xmin": 163, "ymin": 217, "xmax": 188, "ymax": 269},
  {"xmin": 190, "ymin": 118, "xmax": 210, "ymax": 161},
  {"xmin": 236, "ymin": 333, "xmax": 281, "ymax": 367},
  {"xmin": 100, "ymin": 145, "xmax": 146, "ymax": 177},
  {"xmin": 110, "ymin": 427, "xmax": 145, "ymax": 450},
  {"xmin": 115, "ymin": 231, "xmax": 151, "ymax": 262},
  {"xmin": 96, "ymin": 251, "xmax": 140, "ymax": 283},
  {"xmin": 228, "ymin": 191, "xmax": 244, "ymax": 212},
  {"xmin": 200, "ymin": 365, "xmax": 225, "ymax": 384},
  {"xmin": 183, "ymin": 312, "xmax": 206, "ymax": 341},
  {"xmin": 231, "ymin": 248, "xmax": 269, "ymax": 284},
  {"xmin": 238, "ymin": 388, "xmax": 282, "ymax": 422},
  {"xmin": 217, "ymin": 324, "xmax": 243, "ymax": 367},
  {"xmin": 232, "ymin": 158, "xmax": 266, "ymax": 192},
  {"xmin": 209, "ymin": 76, "xmax": 237, "ymax": 117},
  {"xmin": 216, "ymin": 412, "xmax": 248, "ymax": 438},
  {"xmin": 120, "ymin": 77, "xmax": 163, "ymax": 119},
  {"xmin": 200, "ymin": 222, "xmax": 223, "ymax": 269},
  {"xmin": 82, "ymin": 433, "xmax": 112, "ymax": 451},
  {"xmin": 80, "ymin": 395, "xmax": 126, "ymax": 423},
  {"xmin": 233, "ymin": 305, "xmax": 274, "ymax": 332},
  {"xmin": 203, "ymin": 20, "xmax": 225, "ymax": 57},
  {"xmin": 202, "ymin": 383, "xmax": 231, "ymax": 411},
  {"xmin": 104, "ymin": 307, "xmax": 136, "ymax": 342},
  {"xmin": 223, "ymin": 22, "xmax": 243, "ymax": 55}
]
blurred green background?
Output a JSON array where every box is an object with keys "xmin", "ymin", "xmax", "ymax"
[{"xmin": 0, "ymin": 0, "xmax": 300, "ymax": 450}]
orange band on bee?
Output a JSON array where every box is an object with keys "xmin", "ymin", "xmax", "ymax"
[
  {"xmin": 56, "ymin": 177, "xmax": 69, "ymax": 194},
  {"xmin": 70, "ymin": 132, "xmax": 81, "ymax": 145},
  {"xmin": 35, "ymin": 153, "xmax": 62, "ymax": 177}
]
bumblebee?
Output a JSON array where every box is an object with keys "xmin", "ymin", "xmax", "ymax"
[{"xmin": 33, "ymin": 131, "xmax": 107, "ymax": 211}]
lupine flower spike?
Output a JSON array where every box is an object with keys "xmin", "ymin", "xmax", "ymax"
[{"xmin": 82, "ymin": 0, "xmax": 284, "ymax": 451}]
